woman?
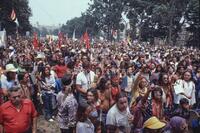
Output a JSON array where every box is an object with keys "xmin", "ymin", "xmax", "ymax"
[
  {"xmin": 173, "ymin": 70, "xmax": 196, "ymax": 107},
  {"xmin": 96, "ymin": 78, "xmax": 112, "ymax": 133},
  {"xmin": 40, "ymin": 65, "xmax": 57, "ymax": 121},
  {"xmin": 87, "ymin": 88, "xmax": 101, "ymax": 133},
  {"xmin": 76, "ymin": 104, "xmax": 95, "ymax": 133},
  {"xmin": 57, "ymin": 74, "xmax": 78, "ymax": 133},
  {"xmin": 159, "ymin": 73, "xmax": 173, "ymax": 118},
  {"xmin": 130, "ymin": 76, "xmax": 148, "ymax": 106}
]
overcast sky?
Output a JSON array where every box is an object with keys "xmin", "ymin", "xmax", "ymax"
[{"xmin": 29, "ymin": 0, "xmax": 90, "ymax": 26}]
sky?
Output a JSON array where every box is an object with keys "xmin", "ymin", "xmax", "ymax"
[{"xmin": 29, "ymin": 0, "xmax": 90, "ymax": 26}]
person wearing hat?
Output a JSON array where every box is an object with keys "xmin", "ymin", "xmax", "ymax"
[
  {"xmin": 57, "ymin": 74, "xmax": 78, "ymax": 133},
  {"xmin": 0, "ymin": 64, "xmax": 19, "ymax": 100},
  {"xmin": 143, "ymin": 116, "xmax": 166, "ymax": 133}
]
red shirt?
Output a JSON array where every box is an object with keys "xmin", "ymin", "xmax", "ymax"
[
  {"xmin": 0, "ymin": 99, "xmax": 38, "ymax": 133},
  {"xmin": 54, "ymin": 65, "xmax": 67, "ymax": 78}
]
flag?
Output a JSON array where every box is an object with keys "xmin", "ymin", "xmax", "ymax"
[
  {"xmin": 10, "ymin": 9, "xmax": 16, "ymax": 21},
  {"xmin": 127, "ymin": 34, "xmax": 132, "ymax": 46},
  {"xmin": 0, "ymin": 29, "xmax": 6, "ymax": 48},
  {"xmin": 15, "ymin": 18, "xmax": 19, "ymax": 27},
  {"xmin": 33, "ymin": 32, "xmax": 39, "ymax": 49},
  {"xmin": 72, "ymin": 29, "xmax": 76, "ymax": 41},
  {"xmin": 58, "ymin": 32, "xmax": 63, "ymax": 48},
  {"xmin": 111, "ymin": 29, "xmax": 117, "ymax": 40},
  {"xmin": 83, "ymin": 31, "xmax": 90, "ymax": 49}
]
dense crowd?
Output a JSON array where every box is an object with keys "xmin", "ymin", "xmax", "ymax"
[{"xmin": 0, "ymin": 36, "xmax": 200, "ymax": 133}]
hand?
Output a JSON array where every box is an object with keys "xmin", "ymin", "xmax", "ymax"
[{"xmin": 128, "ymin": 114, "xmax": 134, "ymax": 123}]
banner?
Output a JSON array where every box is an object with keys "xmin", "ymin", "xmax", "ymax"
[{"xmin": 0, "ymin": 29, "xmax": 6, "ymax": 48}]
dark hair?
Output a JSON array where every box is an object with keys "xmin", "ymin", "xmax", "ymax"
[
  {"xmin": 180, "ymin": 98, "xmax": 189, "ymax": 105},
  {"xmin": 77, "ymin": 104, "xmax": 90, "ymax": 122},
  {"xmin": 158, "ymin": 73, "xmax": 169, "ymax": 86},
  {"xmin": 17, "ymin": 72, "xmax": 26, "ymax": 81},
  {"xmin": 82, "ymin": 61, "xmax": 90, "ymax": 69},
  {"xmin": 116, "ymin": 92, "xmax": 127, "ymax": 102},
  {"xmin": 87, "ymin": 88, "xmax": 98, "ymax": 102},
  {"xmin": 151, "ymin": 86, "xmax": 163, "ymax": 99},
  {"xmin": 61, "ymin": 74, "xmax": 72, "ymax": 86},
  {"xmin": 8, "ymin": 86, "xmax": 21, "ymax": 96}
]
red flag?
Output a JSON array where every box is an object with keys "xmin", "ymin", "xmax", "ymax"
[
  {"xmin": 83, "ymin": 31, "xmax": 90, "ymax": 49},
  {"xmin": 33, "ymin": 32, "xmax": 39, "ymax": 49},
  {"xmin": 58, "ymin": 32, "xmax": 63, "ymax": 48},
  {"xmin": 10, "ymin": 9, "xmax": 16, "ymax": 21}
]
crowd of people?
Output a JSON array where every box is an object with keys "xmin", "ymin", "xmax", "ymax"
[{"xmin": 0, "ymin": 36, "xmax": 200, "ymax": 133}]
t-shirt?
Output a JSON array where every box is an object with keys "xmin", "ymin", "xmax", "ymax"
[
  {"xmin": 0, "ymin": 99, "xmax": 38, "ymax": 133},
  {"xmin": 76, "ymin": 71, "xmax": 96, "ymax": 91},
  {"xmin": 106, "ymin": 104, "xmax": 131, "ymax": 133},
  {"xmin": 76, "ymin": 119, "xmax": 94, "ymax": 133}
]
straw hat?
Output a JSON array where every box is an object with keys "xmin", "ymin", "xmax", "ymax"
[
  {"xmin": 5, "ymin": 64, "xmax": 18, "ymax": 72},
  {"xmin": 143, "ymin": 116, "xmax": 166, "ymax": 129}
]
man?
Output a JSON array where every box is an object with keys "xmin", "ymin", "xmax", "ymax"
[
  {"xmin": 0, "ymin": 86, "xmax": 38, "ymax": 133},
  {"xmin": 1, "ymin": 64, "xmax": 19, "ymax": 101},
  {"xmin": 76, "ymin": 61, "xmax": 95, "ymax": 105},
  {"xmin": 120, "ymin": 66, "xmax": 135, "ymax": 103},
  {"xmin": 106, "ymin": 92, "xmax": 133, "ymax": 133}
]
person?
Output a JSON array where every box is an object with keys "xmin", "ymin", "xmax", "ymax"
[
  {"xmin": 57, "ymin": 74, "xmax": 78, "ymax": 133},
  {"xmin": 0, "ymin": 64, "xmax": 19, "ymax": 99},
  {"xmin": 173, "ymin": 70, "xmax": 196, "ymax": 107},
  {"xmin": 106, "ymin": 92, "xmax": 133, "ymax": 133},
  {"xmin": 76, "ymin": 104, "xmax": 95, "ymax": 133},
  {"xmin": 18, "ymin": 72, "xmax": 32, "ymax": 99},
  {"xmin": 121, "ymin": 66, "xmax": 135, "ymax": 103},
  {"xmin": 172, "ymin": 98, "xmax": 190, "ymax": 120},
  {"xmin": 164, "ymin": 116, "xmax": 188, "ymax": 133},
  {"xmin": 0, "ymin": 86, "xmax": 38, "ymax": 133},
  {"xmin": 130, "ymin": 76, "xmax": 148, "ymax": 105},
  {"xmin": 39, "ymin": 65, "xmax": 57, "ymax": 121},
  {"xmin": 86, "ymin": 88, "xmax": 101, "ymax": 133},
  {"xmin": 76, "ymin": 61, "xmax": 96, "ymax": 105},
  {"xmin": 143, "ymin": 116, "xmax": 166, "ymax": 133}
]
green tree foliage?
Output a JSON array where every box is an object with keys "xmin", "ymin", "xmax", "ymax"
[
  {"xmin": 185, "ymin": 0, "xmax": 200, "ymax": 47},
  {"xmin": 0, "ymin": 0, "xmax": 32, "ymax": 35}
]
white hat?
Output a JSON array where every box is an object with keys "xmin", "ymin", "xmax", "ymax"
[
  {"xmin": 36, "ymin": 53, "xmax": 45, "ymax": 59},
  {"xmin": 5, "ymin": 64, "xmax": 18, "ymax": 72},
  {"xmin": 8, "ymin": 46, "xmax": 14, "ymax": 50}
]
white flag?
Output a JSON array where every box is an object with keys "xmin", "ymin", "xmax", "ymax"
[
  {"xmin": 0, "ymin": 29, "xmax": 7, "ymax": 48},
  {"xmin": 72, "ymin": 29, "xmax": 77, "ymax": 41}
]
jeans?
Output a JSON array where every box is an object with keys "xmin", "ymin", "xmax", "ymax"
[
  {"xmin": 60, "ymin": 128, "xmax": 74, "ymax": 133},
  {"xmin": 42, "ymin": 91, "xmax": 56, "ymax": 120}
]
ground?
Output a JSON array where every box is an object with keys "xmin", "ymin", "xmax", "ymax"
[{"xmin": 37, "ymin": 115, "xmax": 60, "ymax": 133}]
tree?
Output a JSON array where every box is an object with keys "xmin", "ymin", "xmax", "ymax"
[
  {"xmin": 185, "ymin": 0, "xmax": 200, "ymax": 48},
  {"xmin": 0, "ymin": 0, "xmax": 32, "ymax": 35},
  {"xmin": 87, "ymin": 0, "xmax": 125, "ymax": 40},
  {"xmin": 123, "ymin": 0, "xmax": 190, "ymax": 44}
]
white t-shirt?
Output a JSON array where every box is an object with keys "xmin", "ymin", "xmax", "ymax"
[
  {"xmin": 76, "ymin": 119, "xmax": 94, "ymax": 133},
  {"xmin": 76, "ymin": 71, "xmax": 95, "ymax": 91},
  {"xmin": 106, "ymin": 104, "xmax": 131, "ymax": 133}
]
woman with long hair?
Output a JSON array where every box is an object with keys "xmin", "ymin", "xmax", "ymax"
[
  {"xmin": 40, "ymin": 65, "xmax": 57, "ymax": 122},
  {"xmin": 130, "ymin": 76, "xmax": 149, "ymax": 106}
]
